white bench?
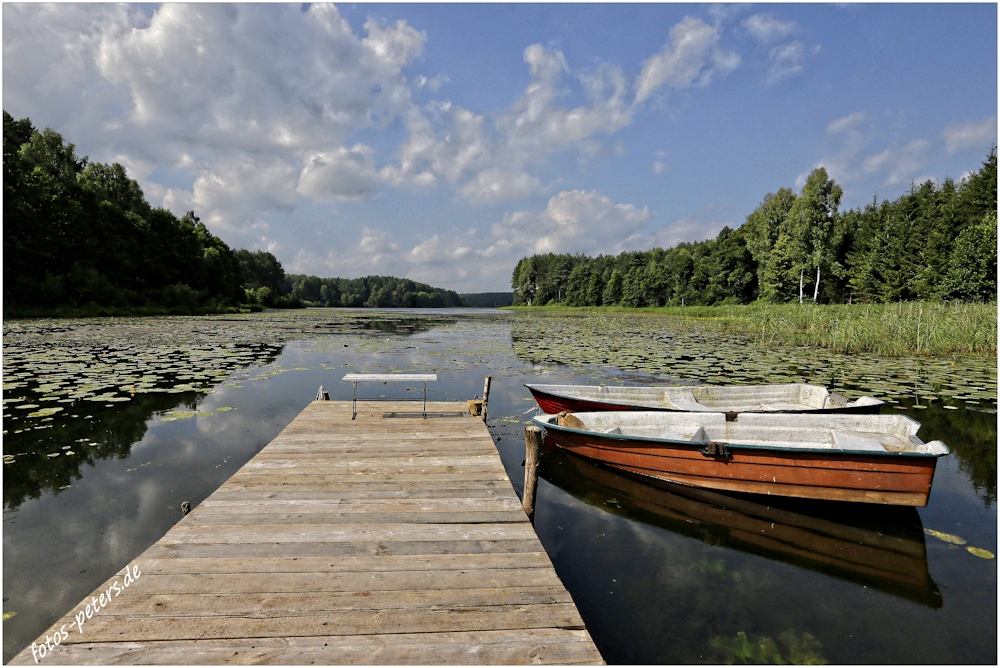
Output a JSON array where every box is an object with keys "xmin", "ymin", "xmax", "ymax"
[{"xmin": 342, "ymin": 373, "xmax": 438, "ymax": 419}]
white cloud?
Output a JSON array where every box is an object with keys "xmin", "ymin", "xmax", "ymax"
[
  {"xmin": 942, "ymin": 116, "xmax": 997, "ymax": 153},
  {"xmin": 383, "ymin": 43, "xmax": 633, "ymax": 201},
  {"xmin": 634, "ymin": 217, "xmax": 723, "ymax": 251},
  {"xmin": 162, "ymin": 156, "xmax": 298, "ymax": 231},
  {"xmin": 827, "ymin": 112, "xmax": 871, "ymax": 135},
  {"xmin": 862, "ymin": 139, "xmax": 931, "ymax": 185},
  {"xmin": 361, "ymin": 18, "xmax": 425, "ymax": 70},
  {"xmin": 635, "ymin": 17, "xmax": 740, "ymax": 104},
  {"xmin": 502, "ymin": 49, "xmax": 632, "ymax": 151},
  {"xmin": 409, "ymin": 235, "xmax": 472, "ymax": 265},
  {"xmin": 296, "ymin": 145, "xmax": 379, "ymax": 202},
  {"xmin": 488, "ymin": 190, "xmax": 651, "ymax": 257},
  {"xmin": 812, "ymin": 111, "xmax": 875, "ymax": 184},
  {"xmin": 767, "ymin": 41, "xmax": 806, "ymax": 83},
  {"xmin": 460, "ymin": 169, "xmax": 541, "ymax": 203},
  {"xmin": 6, "ymin": 4, "xmax": 425, "ymax": 227},
  {"xmin": 743, "ymin": 14, "xmax": 797, "ymax": 43}
]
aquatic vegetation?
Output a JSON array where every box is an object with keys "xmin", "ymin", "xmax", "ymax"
[
  {"xmin": 696, "ymin": 558, "xmax": 727, "ymax": 574},
  {"xmin": 925, "ymin": 529, "xmax": 967, "ymax": 545},
  {"xmin": 708, "ymin": 630, "xmax": 828, "ymax": 665},
  {"xmin": 966, "ymin": 547, "xmax": 995, "ymax": 559},
  {"xmin": 510, "ymin": 312, "xmax": 996, "ymax": 411}
]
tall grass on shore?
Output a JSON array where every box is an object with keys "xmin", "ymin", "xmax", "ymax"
[
  {"xmin": 508, "ymin": 301, "xmax": 997, "ymax": 356},
  {"xmin": 699, "ymin": 302, "xmax": 997, "ymax": 356}
]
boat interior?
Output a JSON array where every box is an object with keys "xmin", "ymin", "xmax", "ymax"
[
  {"xmin": 531, "ymin": 383, "xmax": 882, "ymax": 411},
  {"xmin": 538, "ymin": 411, "xmax": 949, "ymax": 456}
]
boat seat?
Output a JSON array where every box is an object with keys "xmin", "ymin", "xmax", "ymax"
[
  {"xmin": 658, "ymin": 426, "xmax": 710, "ymax": 443},
  {"xmin": 663, "ymin": 391, "xmax": 715, "ymax": 412},
  {"xmin": 831, "ymin": 430, "xmax": 886, "ymax": 452}
]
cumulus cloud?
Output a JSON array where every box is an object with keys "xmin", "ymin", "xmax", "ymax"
[
  {"xmin": 488, "ymin": 190, "xmax": 651, "ymax": 257},
  {"xmin": 635, "ymin": 17, "xmax": 740, "ymax": 104},
  {"xmin": 5, "ymin": 4, "xmax": 428, "ymax": 224},
  {"xmin": 383, "ymin": 43, "xmax": 634, "ymax": 201},
  {"xmin": 409, "ymin": 235, "xmax": 472, "ymax": 265},
  {"xmin": 863, "ymin": 139, "xmax": 931, "ymax": 185},
  {"xmin": 361, "ymin": 18, "xmax": 425, "ymax": 69},
  {"xmin": 942, "ymin": 116, "xmax": 997, "ymax": 153},
  {"xmin": 743, "ymin": 14, "xmax": 797, "ymax": 43},
  {"xmin": 297, "ymin": 145, "xmax": 379, "ymax": 201}
]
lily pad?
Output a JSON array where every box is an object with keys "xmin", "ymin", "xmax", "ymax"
[
  {"xmin": 925, "ymin": 529, "xmax": 967, "ymax": 545},
  {"xmin": 967, "ymin": 547, "xmax": 995, "ymax": 559}
]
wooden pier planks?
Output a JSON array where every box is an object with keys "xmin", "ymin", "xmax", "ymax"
[{"xmin": 11, "ymin": 400, "xmax": 603, "ymax": 665}]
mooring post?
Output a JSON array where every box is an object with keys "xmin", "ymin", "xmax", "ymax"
[
  {"xmin": 523, "ymin": 425, "xmax": 543, "ymax": 521},
  {"xmin": 481, "ymin": 375, "xmax": 492, "ymax": 422}
]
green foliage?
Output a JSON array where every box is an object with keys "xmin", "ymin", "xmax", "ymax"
[
  {"xmin": 236, "ymin": 249, "xmax": 285, "ymax": 295},
  {"xmin": 936, "ymin": 211, "xmax": 997, "ymax": 302},
  {"xmin": 2, "ymin": 111, "xmax": 280, "ymax": 316},
  {"xmin": 285, "ymin": 274, "xmax": 463, "ymax": 309},
  {"xmin": 510, "ymin": 149, "xmax": 996, "ymax": 307}
]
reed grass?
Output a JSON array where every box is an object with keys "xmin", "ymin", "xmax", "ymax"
[{"xmin": 506, "ymin": 302, "xmax": 998, "ymax": 356}]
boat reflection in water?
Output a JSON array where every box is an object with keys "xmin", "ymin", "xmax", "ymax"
[{"xmin": 543, "ymin": 449, "xmax": 943, "ymax": 609}]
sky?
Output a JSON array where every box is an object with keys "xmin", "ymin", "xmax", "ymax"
[{"xmin": 3, "ymin": 3, "xmax": 997, "ymax": 292}]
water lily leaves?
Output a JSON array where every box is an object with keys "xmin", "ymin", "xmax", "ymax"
[
  {"xmin": 2, "ymin": 611, "xmax": 16, "ymax": 621},
  {"xmin": 967, "ymin": 546, "xmax": 995, "ymax": 559},
  {"xmin": 27, "ymin": 407, "xmax": 63, "ymax": 418},
  {"xmin": 925, "ymin": 529, "xmax": 967, "ymax": 545}
]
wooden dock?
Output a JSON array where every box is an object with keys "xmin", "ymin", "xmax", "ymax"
[{"xmin": 11, "ymin": 400, "xmax": 603, "ymax": 665}]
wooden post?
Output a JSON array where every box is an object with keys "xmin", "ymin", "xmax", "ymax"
[
  {"xmin": 523, "ymin": 425, "xmax": 542, "ymax": 521},
  {"xmin": 481, "ymin": 375, "xmax": 492, "ymax": 422}
]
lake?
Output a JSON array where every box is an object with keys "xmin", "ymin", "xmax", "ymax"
[{"xmin": 3, "ymin": 309, "xmax": 996, "ymax": 663}]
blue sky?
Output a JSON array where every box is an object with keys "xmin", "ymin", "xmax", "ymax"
[{"xmin": 4, "ymin": 3, "xmax": 996, "ymax": 291}]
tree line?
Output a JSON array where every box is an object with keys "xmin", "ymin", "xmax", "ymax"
[
  {"xmin": 512, "ymin": 150, "xmax": 997, "ymax": 307},
  {"xmin": 285, "ymin": 274, "xmax": 464, "ymax": 308},
  {"xmin": 3, "ymin": 112, "xmax": 461, "ymax": 315}
]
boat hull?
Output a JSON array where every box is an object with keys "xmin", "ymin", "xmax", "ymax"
[
  {"xmin": 528, "ymin": 385, "xmax": 884, "ymax": 416},
  {"xmin": 540, "ymin": 426, "xmax": 939, "ymax": 506}
]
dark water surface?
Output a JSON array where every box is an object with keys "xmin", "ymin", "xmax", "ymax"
[{"xmin": 3, "ymin": 309, "xmax": 996, "ymax": 663}]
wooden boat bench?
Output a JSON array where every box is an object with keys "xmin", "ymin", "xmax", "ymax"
[{"xmin": 342, "ymin": 373, "xmax": 438, "ymax": 419}]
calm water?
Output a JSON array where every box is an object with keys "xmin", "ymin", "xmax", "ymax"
[{"xmin": 3, "ymin": 309, "xmax": 996, "ymax": 664}]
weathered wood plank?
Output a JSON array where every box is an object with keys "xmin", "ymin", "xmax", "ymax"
[
  {"xmin": 137, "ymin": 552, "xmax": 554, "ymax": 574},
  {"xmin": 198, "ymin": 497, "xmax": 524, "ymax": 511},
  {"xmin": 184, "ymin": 511, "xmax": 529, "ymax": 525},
  {"xmin": 106, "ymin": 569, "xmax": 567, "ymax": 595},
  {"xmin": 52, "ymin": 603, "xmax": 588, "ymax": 643},
  {"xmin": 161, "ymin": 522, "xmax": 538, "ymax": 543},
  {"xmin": 15, "ymin": 629, "xmax": 603, "ymax": 665},
  {"xmin": 142, "ymin": 538, "xmax": 546, "ymax": 559}
]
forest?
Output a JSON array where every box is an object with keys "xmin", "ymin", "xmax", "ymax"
[
  {"xmin": 3, "ymin": 112, "xmax": 461, "ymax": 315},
  {"xmin": 511, "ymin": 150, "xmax": 997, "ymax": 307},
  {"xmin": 284, "ymin": 274, "xmax": 464, "ymax": 308}
]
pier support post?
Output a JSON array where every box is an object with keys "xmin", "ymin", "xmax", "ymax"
[
  {"xmin": 523, "ymin": 425, "xmax": 543, "ymax": 521},
  {"xmin": 481, "ymin": 375, "xmax": 492, "ymax": 422}
]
